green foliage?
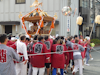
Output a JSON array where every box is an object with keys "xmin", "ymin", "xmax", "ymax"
[{"xmin": 91, "ymin": 39, "xmax": 100, "ymax": 45}]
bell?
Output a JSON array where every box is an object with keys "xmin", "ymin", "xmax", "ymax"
[
  {"xmin": 95, "ymin": 15, "xmax": 100, "ymax": 24},
  {"xmin": 76, "ymin": 16, "xmax": 83, "ymax": 25}
]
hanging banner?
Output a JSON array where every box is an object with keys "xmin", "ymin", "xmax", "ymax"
[{"xmin": 67, "ymin": 16, "xmax": 70, "ymax": 32}]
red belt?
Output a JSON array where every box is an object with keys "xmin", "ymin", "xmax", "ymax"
[{"xmin": 16, "ymin": 53, "xmax": 25, "ymax": 63}]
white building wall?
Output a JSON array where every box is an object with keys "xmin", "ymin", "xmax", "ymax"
[
  {"xmin": 0, "ymin": 0, "xmax": 79, "ymax": 37},
  {"xmin": 70, "ymin": 0, "xmax": 79, "ymax": 36},
  {"xmin": 59, "ymin": 0, "xmax": 67, "ymax": 36}
]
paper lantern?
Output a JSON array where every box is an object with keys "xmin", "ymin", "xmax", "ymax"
[
  {"xmin": 95, "ymin": 15, "xmax": 100, "ymax": 24},
  {"xmin": 76, "ymin": 16, "xmax": 83, "ymax": 25},
  {"xmin": 62, "ymin": 6, "xmax": 72, "ymax": 16}
]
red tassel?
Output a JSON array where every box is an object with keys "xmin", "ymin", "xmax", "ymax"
[
  {"xmin": 22, "ymin": 25, "xmax": 24, "ymax": 28},
  {"xmin": 40, "ymin": 21, "xmax": 44, "ymax": 28},
  {"xmin": 51, "ymin": 21, "xmax": 54, "ymax": 28},
  {"xmin": 49, "ymin": 21, "xmax": 54, "ymax": 33}
]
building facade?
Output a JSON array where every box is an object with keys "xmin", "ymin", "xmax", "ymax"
[
  {"xmin": 79, "ymin": 0, "xmax": 100, "ymax": 38},
  {"xmin": 79, "ymin": 0, "xmax": 91, "ymax": 37},
  {"xmin": 94, "ymin": 0, "xmax": 100, "ymax": 38},
  {"xmin": 0, "ymin": 0, "xmax": 79, "ymax": 37}
]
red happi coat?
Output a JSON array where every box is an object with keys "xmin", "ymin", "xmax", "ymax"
[
  {"xmin": 7, "ymin": 40, "xmax": 15, "ymax": 46},
  {"xmin": 31, "ymin": 42, "xmax": 48, "ymax": 68},
  {"xmin": 84, "ymin": 43, "xmax": 88, "ymax": 57},
  {"xmin": 79, "ymin": 39, "xmax": 85, "ymax": 59},
  {"xmin": 64, "ymin": 45, "xmax": 69, "ymax": 65},
  {"xmin": 10, "ymin": 42, "xmax": 27, "ymax": 63},
  {"xmin": 49, "ymin": 39, "xmax": 53, "ymax": 45},
  {"xmin": 44, "ymin": 39, "xmax": 53, "ymax": 63},
  {"xmin": 71, "ymin": 40, "xmax": 75, "ymax": 43},
  {"xmin": 84, "ymin": 43, "xmax": 91, "ymax": 56},
  {"xmin": 10, "ymin": 43, "xmax": 17, "ymax": 50},
  {"xmin": 9, "ymin": 43, "xmax": 17, "ymax": 63},
  {"xmin": 51, "ymin": 44, "xmax": 65, "ymax": 69},
  {"xmin": 68, "ymin": 40, "xmax": 75, "ymax": 60},
  {"xmin": 68, "ymin": 46, "xmax": 73, "ymax": 60}
]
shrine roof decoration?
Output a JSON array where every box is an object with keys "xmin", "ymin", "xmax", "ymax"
[{"xmin": 20, "ymin": 0, "xmax": 57, "ymax": 37}]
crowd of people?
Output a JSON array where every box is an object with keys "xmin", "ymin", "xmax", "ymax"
[{"xmin": 0, "ymin": 33, "xmax": 94, "ymax": 75}]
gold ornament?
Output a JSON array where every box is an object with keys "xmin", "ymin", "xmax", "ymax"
[
  {"xmin": 44, "ymin": 12, "xmax": 48, "ymax": 16},
  {"xmin": 30, "ymin": 0, "xmax": 42, "ymax": 8},
  {"xmin": 26, "ymin": 12, "xmax": 32, "ymax": 17},
  {"xmin": 18, "ymin": 12, "xmax": 23, "ymax": 19},
  {"xmin": 54, "ymin": 13, "xmax": 58, "ymax": 19},
  {"xmin": 40, "ymin": 10, "xmax": 49, "ymax": 16},
  {"xmin": 33, "ymin": 11, "xmax": 37, "ymax": 16}
]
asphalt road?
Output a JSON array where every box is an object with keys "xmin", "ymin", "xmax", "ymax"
[{"xmin": 65, "ymin": 49, "xmax": 100, "ymax": 75}]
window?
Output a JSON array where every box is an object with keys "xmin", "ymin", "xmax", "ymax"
[
  {"xmin": 81, "ymin": 0, "xmax": 90, "ymax": 8},
  {"xmin": 90, "ymin": 0, "xmax": 93, "ymax": 8},
  {"xmin": 15, "ymin": 0, "xmax": 25, "ymax": 4},
  {"xmin": 82, "ymin": 1, "xmax": 88, "ymax": 8}
]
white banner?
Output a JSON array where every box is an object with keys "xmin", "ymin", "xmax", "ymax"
[{"xmin": 67, "ymin": 16, "xmax": 70, "ymax": 32}]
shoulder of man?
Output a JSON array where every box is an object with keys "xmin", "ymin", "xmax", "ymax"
[
  {"xmin": 4, "ymin": 46, "xmax": 15, "ymax": 54},
  {"xmin": 22, "ymin": 42, "xmax": 27, "ymax": 46}
]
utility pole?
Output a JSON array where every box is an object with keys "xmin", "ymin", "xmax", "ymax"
[
  {"xmin": 67, "ymin": 0, "xmax": 71, "ymax": 6},
  {"xmin": 92, "ymin": 0, "xmax": 96, "ymax": 38},
  {"xmin": 67, "ymin": 0, "xmax": 71, "ymax": 37},
  {"xmin": 93, "ymin": 0, "xmax": 95, "ymax": 20}
]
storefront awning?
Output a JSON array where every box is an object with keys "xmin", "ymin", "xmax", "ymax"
[{"xmin": 0, "ymin": 21, "xmax": 20, "ymax": 25}]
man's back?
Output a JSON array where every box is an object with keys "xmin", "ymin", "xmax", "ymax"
[
  {"xmin": 0, "ymin": 44, "xmax": 20, "ymax": 75},
  {"xmin": 17, "ymin": 41, "xmax": 24, "ymax": 53},
  {"xmin": 31, "ymin": 42, "xmax": 48, "ymax": 68},
  {"xmin": 17, "ymin": 41, "xmax": 28, "ymax": 60}
]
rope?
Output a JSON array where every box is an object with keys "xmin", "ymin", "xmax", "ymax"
[
  {"xmin": 28, "ymin": 50, "xmax": 78, "ymax": 56},
  {"xmin": 20, "ymin": 49, "xmax": 78, "ymax": 57},
  {"xmin": 20, "ymin": 50, "xmax": 78, "ymax": 57},
  {"xmin": 19, "ymin": 47, "xmax": 100, "ymax": 57},
  {"xmin": 92, "ymin": 48, "xmax": 100, "ymax": 53}
]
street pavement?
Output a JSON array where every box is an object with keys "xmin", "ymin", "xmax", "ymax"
[{"xmin": 64, "ymin": 47, "xmax": 100, "ymax": 75}]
